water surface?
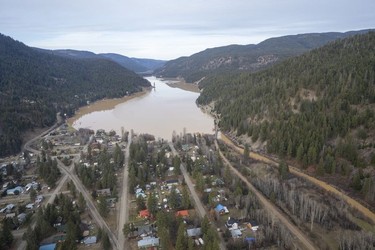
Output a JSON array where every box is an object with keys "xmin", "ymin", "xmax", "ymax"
[{"xmin": 72, "ymin": 76, "xmax": 214, "ymax": 140}]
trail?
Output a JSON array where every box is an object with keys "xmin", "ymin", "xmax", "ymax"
[
  {"xmin": 215, "ymin": 140, "xmax": 317, "ymax": 250},
  {"xmin": 220, "ymin": 133, "xmax": 375, "ymax": 224}
]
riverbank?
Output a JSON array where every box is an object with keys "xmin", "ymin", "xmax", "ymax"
[
  {"xmin": 164, "ymin": 78, "xmax": 200, "ymax": 93},
  {"xmin": 67, "ymin": 88, "xmax": 150, "ymax": 126}
]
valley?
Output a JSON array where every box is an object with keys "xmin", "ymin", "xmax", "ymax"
[{"xmin": 0, "ymin": 29, "xmax": 374, "ymax": 250}]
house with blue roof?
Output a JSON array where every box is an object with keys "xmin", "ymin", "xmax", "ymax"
[{"xmin": 215, "ymin": 204, "xmax": 229, "ymax": 215}]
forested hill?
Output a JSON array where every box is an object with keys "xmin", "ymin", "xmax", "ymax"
[
  {"xmin": 198, "ymin": 32, "xmax": 375, "ymax": 203},
  {"xmin": 0, "ymin": 33, "xmax": 150, "ymax": 157},
  {"xmin": 40, "ymin": 49, "xmax": 166, "ymax": 73},
  {"xmin": 155, "ymin": 30, "xmax": 372, "ymax": 83}
]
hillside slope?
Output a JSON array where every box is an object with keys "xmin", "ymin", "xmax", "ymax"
[
  {"xmin": 41, "ymin": 49, "xmax": 166, "ymax": 73},
  {"xmin": 0, "ymin": 34, "xmax": 150, "ymax": 157},
  {"xmin": 155, "ymin": 30, "xmax": 372, "ymax": 82},
  {"xmin": 198, "ymin": 32, "xmax": 375, "ymax": 205}
]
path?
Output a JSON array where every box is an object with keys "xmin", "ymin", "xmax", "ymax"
[
  {"xmin": 118, "ymin": 132, "xmax": 132, "ymax": 250},
  {"xmin": 169, "ymin": 142, "xmax": 226, "ymax": 250},
  {"xmin": 215, "ymin": 140, "xmax": 317, "ymax": 250},
  {"xmin": 220, "ymin": 133, "xmax": 375, "ymax": 224},
  {"xmin": 57, "ymin": 159, "xmax": 119, "ymax": 249}
]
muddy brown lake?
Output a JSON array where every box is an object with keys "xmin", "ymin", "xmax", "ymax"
[{"xmin": 71, "ymin": 76, "xmax": 215, "ymax": 140}]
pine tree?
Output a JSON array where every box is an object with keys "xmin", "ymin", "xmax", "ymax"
[{"xmin": 175, "ymin": 222, "xmax": 188, "ymax": 250}]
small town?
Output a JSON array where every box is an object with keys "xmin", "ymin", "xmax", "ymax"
[{"xmin": 1, "ymin": 117, "xmax": 309, "ymax": 250}]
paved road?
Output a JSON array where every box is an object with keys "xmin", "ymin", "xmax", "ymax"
[
  {"xmin": 169, "ymin": 143, "xmax": 226, "ymax": 250},
  {"xmin": 215, "ymin": 140, "xmax": 317, "ymax": 250},
  {"xmin": 118, "ymin": 132, "xmax": 132, "ymax": 250}
]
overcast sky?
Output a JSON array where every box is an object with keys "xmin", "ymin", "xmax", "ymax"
[{"xmin": 1, "ymin": 0, "xmax": 374, "ymax": 60}]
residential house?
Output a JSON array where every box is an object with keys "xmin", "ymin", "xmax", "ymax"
[
  {"xmin": 137, "ymin": 224, "xmax": 154, "ymax": 238},
  {"xmin": 215, "ymin": 204, "xmax": 229, "ymax": 215},
  {"xmin": 96, "ymin": 188, "xmax": 111, "ymax": 196},
  {"xmin": 176, "ymin": 210, "xmax": 189, "ymax": 218}
]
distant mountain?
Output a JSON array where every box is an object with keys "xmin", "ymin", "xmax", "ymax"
[
  {"xmin": 0, "ymin": 33, "xmax": 150, "ymax": 157},
  {"xmin": 198, "ymin": 32, "xmax": 375, "ymax": 203},
  {"xmin": 40, "ymin": 49, "xmax": 166, "ymax": 73},
  {"xmin": 155, "ymin": 29, "xmax": 372, "ymax": 82}
]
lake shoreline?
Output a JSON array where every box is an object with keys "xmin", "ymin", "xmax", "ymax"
[
  {"xmin": 67, "ymin": 88, "xmax": 151, "ymax": 127},
  {"xmin": 163, "ymin": 78, "xmax": 200, "ymax": 93}
]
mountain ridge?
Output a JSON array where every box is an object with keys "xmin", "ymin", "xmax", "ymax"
[
  {"xmin": 155, "ymin": 29, "xmax": 373, "ymax": 82},
  {"xmin": 38, "ymin": 48, "xmax": 166, "ymax": 73}
]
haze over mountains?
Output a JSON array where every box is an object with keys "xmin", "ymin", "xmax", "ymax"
[
  {"xmin": 37, "ymin": 48, "xmax": 166, "ymax": 74},
  {"xmin": 155, "ymin": 29, "xmax": 372, "ymax": 82}
]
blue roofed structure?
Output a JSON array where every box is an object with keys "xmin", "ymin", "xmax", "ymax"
[{"xmin": 39, "ymin": 243, "xmax": 56, "ymax": 250}]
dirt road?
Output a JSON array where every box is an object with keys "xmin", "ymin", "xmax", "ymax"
[
  {"xmin": 220, "ymin": 133, "xmax": 375, "ymax": 224},
  {"xmin": 169, "ymin": 143, "xmax": 226, "ymax": 250},
  {"xmin": 215, "ymin": 140, "xmax": 317, "ymax": 250},
  {"xmin": 118, "ymin": 132, "xmax": 132, "ymax": 250}
]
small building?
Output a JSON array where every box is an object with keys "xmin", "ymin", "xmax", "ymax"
[
  {"xmin": 215, "ymin": 204, "xmax": 229, "ymax": 215},
  {"xmin": 137, "ymin": 237, "xmax": 159, "ymax": 249},
  {"xmin": 186, "ymin": 227, "xmax": 202, "ymax": 238},
  {"xmin": 96, "ymin": 188, "xmax": 111, "ymax": 196},
  {"xmin": 176, "ymin": 210, "xmax": 189, "ymax": 218},
  {"xmin": 139, "ymin": 209, "xmax": 150, "ymax": 218},
  {"xmin": 39, "ymin": 243, "xmax": 56, "ymax": 250},
  {"xmin": 165, "ymin": 179, "xmax": 179, "ymax": 186},
  {"xmin": 137, "ymin": 225, "xmax": 154, "ymax": 238},
  {"xmin": 82, "ymin": 236, "xmax": 97, "ymax": 245}
]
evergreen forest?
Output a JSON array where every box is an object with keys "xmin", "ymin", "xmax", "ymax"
[
  {"xmin": 0, "ymin": 34, "xmax": 150, "ymax": 157},
  {"xmin": 197, "ymin": 32, "xmax": 375, "ymax": 203}
]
